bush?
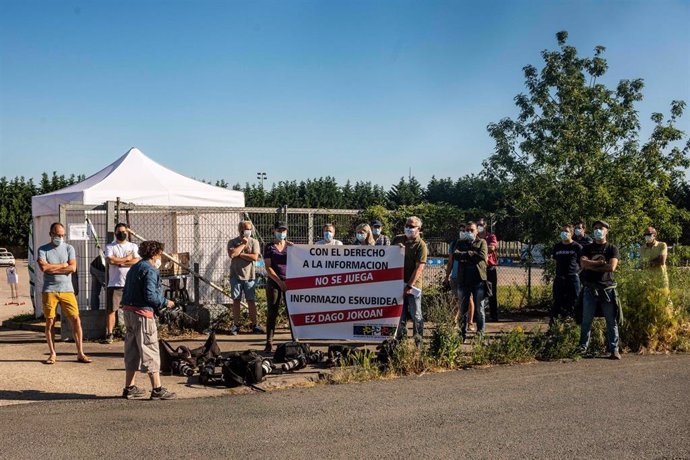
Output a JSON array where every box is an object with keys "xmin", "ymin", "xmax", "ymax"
[
  {"xmin": 470, "ymin": 327, "xmax": 538, "ymax": 365},
  {"xmin": 535, "ymin": 318, "xmax": 581, "ymax": 360},
  {"xmin": 617, "ymin": 265, "xmax": 690, "ymax": 352},
  {"xmin": 429, "ymin": 324, "xmax": 464, "ymax": 368}
]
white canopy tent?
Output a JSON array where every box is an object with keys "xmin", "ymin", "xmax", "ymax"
[{"xmin": 31, "ymin": 147, "xmax": 245, "ymax": 317}]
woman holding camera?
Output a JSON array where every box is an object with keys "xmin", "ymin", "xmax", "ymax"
[{"xmin": 120, "ymin": 240, "xmax": 176, "ymax": 400}]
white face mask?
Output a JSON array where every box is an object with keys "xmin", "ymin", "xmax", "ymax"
[
  {"xmin": 153, "ymin": 258, "xmax": 162, "ymax": 269},
  {"xmin": 243, "ymin": 230, "xmax": 252, "ymax": 238},
  {"xmin": 404, "ymin": 227, "xmax": 417, "ymax": 238},
  {"xmin": 477, "ymin": 225, "xmax": 485, "ymax": 234},
  {"xmin": 52, "ymin": 236, "xmax": 64, "ymax": 246}
]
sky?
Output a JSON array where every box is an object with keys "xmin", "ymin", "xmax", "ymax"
[{"xmin": 1, "ymin": 0, "xmax": 688, "ymax": 189}]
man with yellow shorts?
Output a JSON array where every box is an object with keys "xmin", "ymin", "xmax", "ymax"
[{"xmin": 37, "ymin": 223, "xmax": 91, "ymax": 364}]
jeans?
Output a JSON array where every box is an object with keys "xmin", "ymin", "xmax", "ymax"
[
  {"xmin": 579, "ymin": 286, "xmax": 619, "ymax": 352},
  {"xmin": 458, "ymin": 282, "xmax": 485, "ymax": 338},
  {"xmin": 552, "ymin": 275, "xmax": 580, "ymax": 319},
  {"xmin": 486, "ymin": 266, "xmax": 498, "ymax": 321},
  {"xmin": 265, "ymin": 279, "xmax": 287, "ymax": 343},
  {"xmin": 395, "ymin": 293, "xmax": 424, "ymax": 344}
]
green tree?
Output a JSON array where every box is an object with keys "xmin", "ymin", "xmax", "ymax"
[
  {"xmin": 387, "ymin": 176, "xmax": 424, "ymax": 208},
  {"xmin": 484, "ymin": 31, "xmax": 690, "ymax": 246}
]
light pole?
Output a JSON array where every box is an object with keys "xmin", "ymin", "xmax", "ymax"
[{"xmin": 257, "ymin": 172, "xmax": 267, "ymax": 189}]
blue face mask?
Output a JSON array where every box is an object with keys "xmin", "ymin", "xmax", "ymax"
[
  {"xmin": 274, "ymin": 231, "xmax": 287, "ymax": 240},
  {"xmin": 372, "ymin": 228, "xmax": 381, "ymax": 236},
  {"xmin": 52, "ymin": 236, "xmax": 64, "ymax": 246},
  {"xmin": 356, "ymin": 233, "xmax": 366, "ymax": 242},
  {"xmin": 560, "ymin": 231, "xmax": 570, "ymax": 241},
  {"xmin": 593, "ymin": 228, "xmax": 604, "ymax": 240},
  {"xmin": 574, "ymin": 228, "xmax": 584, "ymax": 237},
  {"xmin": 323, "ymin": 231, "xmax": 333, "ymax": 241},
  {"xmin": 465, "ymin": 232, "xmax": 475, "ymax": 242}
]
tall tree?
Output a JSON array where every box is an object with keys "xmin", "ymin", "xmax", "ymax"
[{"xmin": 484, "ymin": 31, "xmax": 689, "ymax": 245}]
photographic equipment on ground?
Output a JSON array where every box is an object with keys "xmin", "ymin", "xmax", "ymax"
[
  {"xmin": 221, "ymin": 350, "xmax": 268, "ymax": 389},
  {"xmin": 305, "ymin": 350, "xmax": 325, "ymax": 365},
  {"xmin": 376, "ymin": 338, "xmax": 399, "ymax": 369},
  {"xmin": 326, "ymin": 344, "xmax": 362, "ymax": 367},
  {"xmin": 159, "ymin": 332, "xmax": 221, "ymax": 375},
  {"xmin": 274, "ymin": 341, "xmax": 311, "ymax": 363},
  {"xmin": 281, "ymin": 354, "xmax": 307, "ymax": 372}
]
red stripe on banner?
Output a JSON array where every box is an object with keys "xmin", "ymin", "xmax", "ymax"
[
  {"xmin": 286, "ymin": 267, "xmax": 403, "ymax": 291},
  {"xmin": 291, "ymin": 304, "xmax": 403, "ymax": 327}
]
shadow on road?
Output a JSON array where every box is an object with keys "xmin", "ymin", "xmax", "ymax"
[{"xmin": 0, "ymin": 389, "xmax": 118, "ymax": 402}]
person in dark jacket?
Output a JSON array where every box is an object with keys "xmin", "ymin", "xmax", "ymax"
[
  {"xmin": 120, "ymin": 240, "xmax": 176, "ymax": 400},
  {"xmin": 455, "ymin": 222, "xmax": 488, "ymax": 341}
]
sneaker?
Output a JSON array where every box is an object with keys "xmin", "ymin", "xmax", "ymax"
[
  {"xmin": 122, "ymin": 385, "xmax": 147, "ymax": 399},
  {"xmin": 251, "ymin": 324, "xmax": 266, "ymax": 334},
  {"xmin": 229, "ymin": 325, "xmax": 240, "ymax": 336},
  {"xmin": 609, "ymin": 350, "xmax": 622, "ymax": 360},
  {"xmin": 577, "ymin": 345, "xmax": 587, "ymax": 355},
  {"xmin": 150, "ymin": 387, "xmax": 177, "ymax": 400},
  {"xmin": 101, "ymin": 333, "xmax": 114, "ymax": 344}
]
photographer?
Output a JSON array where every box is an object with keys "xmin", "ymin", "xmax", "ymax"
[
  {"xmin": 120, "ymin": 240, "xmax": 176, "ymax": 400},
  {"xmin": 454, "ymin": 222, "xmax": 488, "ymax": 341}
]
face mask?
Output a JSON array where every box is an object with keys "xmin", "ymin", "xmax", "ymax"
[
  {"xmin": 560, "ymin": 231, "xmax": 570, "ymax": 241},
  {"xmin": 459, "ymin": 231, "xmax": 466, "ymax": 240},
  {"xmin": 574, "ymin": 228, "xmax": 583, "ymax": 237},
  {"xmin": 477, "ymin": 226, "xmax": 485, "ymax": 234},
  {"xmin": 323, "ymin": 231, "xmax": 333, "ymax": 241},
  {"xmin": 593, "ymin": 229, "xmax": 604, "ymax": 240},
  {"xmin": 153, "ymin": 258, "xmax": 162, "ymax": 269},
  {"xmin": 52, "ymin": 236, "xmax": 63, "ymax": 246},
  {"xmin": 243, "ymin": 230, "xmax": 252, "ymax": 238},
  {"xmin": 274, "ymin": 232, "xmax": 287, "ymax": 240},
  {"xmin": 404, "ymin": 228, "xmax": 417, "ymax": 238},
  {"xmin": 644, "ymin": 235, "xmax": 654, "ymax": 243},
  {"xmin": 465, "ymin": 232, "xmax": 476, "ymax": 242},
  {"xmin": 115, "ymin": 231, "xmax": 127, "ymax": 241},
  {"xmin": 372, "ymin": 228, "xmax": 381, "ymax": 236},
  {"xmin": 356, "ymin": 233, "xmax": 366, "ymax": 242}
]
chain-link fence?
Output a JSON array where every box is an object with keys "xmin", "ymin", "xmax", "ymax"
[{"xmin": 60, "ymin": 202, "xmax": 547, "ymax": 312}]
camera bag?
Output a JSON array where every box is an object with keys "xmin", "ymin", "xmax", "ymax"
[{"xmin": 273, "ymin": 341, "xmax": 311, "ymax": 363}]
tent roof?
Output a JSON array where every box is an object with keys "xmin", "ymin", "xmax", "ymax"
[{"xmin": 32, "ymin": 147, "xmax": 245, "ymax": 216}]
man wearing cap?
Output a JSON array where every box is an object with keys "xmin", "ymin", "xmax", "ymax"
[
  {"xmin": 227, "ymin": 220, "xmax": 263, "ymax": 335},
  {"xmin": 579, "ymin": 220, "xmax": 622, "ymax": 360},
  {"xmin": 371, "ymin": 220, "xmax": 391, "ymax": 246},
  {"xmin": 393, "ymin": 216, "xmax": 427, "ymax": 346},
  {"xmin": 477, "ymin": 217, "xmax": 499, "ymax": 322},
  {"xmin": 639, "ymin": 226, "xmax": 669, "ymax": 289}
]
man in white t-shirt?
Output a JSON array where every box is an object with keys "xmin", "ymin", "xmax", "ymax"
[
  {"xmin": 315, "ymin": 223, "xmax": 344, "ymax": 245},
  {"xmin": 103, "ymin": 223, "xmax": 140, "ymax": 343}
]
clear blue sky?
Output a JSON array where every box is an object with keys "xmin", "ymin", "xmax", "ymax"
[{"xmin": 1, "ymin": 0, "xmax": 688, "ymax": 189}]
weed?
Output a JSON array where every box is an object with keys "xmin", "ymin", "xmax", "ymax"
[
  {"xmin": 535, "ymin": 318, "xmax": 581, "ymax": 360},
  {"xmin": 429, "ymin": 323, "xmax": 464, "ymax": 368},
  {"xmin": 470, "ymin": 328, "xmax": 538, "ymax": 365}
]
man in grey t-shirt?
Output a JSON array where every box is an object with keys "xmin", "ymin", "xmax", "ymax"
[
  {"xmin": 227, "ymin": 220, "xmax": 263, "ymax": 334},
  {"xmin": 37, "ymin": 222, "xmax": 91, "ymax": 364}
]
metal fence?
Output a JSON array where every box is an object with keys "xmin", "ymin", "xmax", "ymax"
[{"xmin": 59, "ymin": 202, "xmax": 545, "ymax": 311}]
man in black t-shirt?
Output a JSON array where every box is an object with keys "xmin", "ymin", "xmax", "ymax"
[
  {"xmin": 551, "ymin": 224, "xmax": 582, "ymax": 320},
  {"xmin": 579, "ymin": 220, "xmax": 621, "ymax": 359}
]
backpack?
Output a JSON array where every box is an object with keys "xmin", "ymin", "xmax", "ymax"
[
  {"xmin": 273, "ymin": 341, "xmax": 311, "ymax": 363},
  {"xmin": 221, "ymin": 351, "xmax": 268, "ymax": 387}
]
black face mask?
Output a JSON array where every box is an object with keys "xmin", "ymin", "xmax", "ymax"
[{"xmin": 115, "ymin": 231, "xmax": 127, "ymax": 241}]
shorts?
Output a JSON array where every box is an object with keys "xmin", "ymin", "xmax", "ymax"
[
  {"xmin": 107, "ymin": 287, "xmax": 123, "ymax": 312},
  {"xmin": 230, "ymin": 277, "xmax": 256, "ymax": 301},
  {"xmin": 42, "ymin": 292, "xmax": 80, "ymax": 319},
  {"xmin": 123, "ymin": 310, "xmax": 160, "ymax": 373}
]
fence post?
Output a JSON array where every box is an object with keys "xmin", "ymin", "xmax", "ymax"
[
  {"xmin": 308, "ymin": 212, "xmax": 314, "ymax": 244},
  {"xmin": 193, "ymin": 262, "xmax": 200, "ymax": 304},
  {"xmin": 527, "ymin": 241, "xmax": 532, "ymax": 305}
]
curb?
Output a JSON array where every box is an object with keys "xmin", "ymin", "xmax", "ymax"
[{"xmin": 1, "ymin": 321, "xmax": 60, "ymax": 333}]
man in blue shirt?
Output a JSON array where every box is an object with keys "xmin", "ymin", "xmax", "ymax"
[{"xmin": 37, "ymin": 222, "xmax": 91, "ymax": 365}]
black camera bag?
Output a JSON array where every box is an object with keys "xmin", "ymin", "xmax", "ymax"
[
  {"xmin": 221, "ymin": 350, "xmax": 266, "ymax": 387},
  {"xmin": 273, "ymin": 341, "xmax": 311, "ymax": 363}
]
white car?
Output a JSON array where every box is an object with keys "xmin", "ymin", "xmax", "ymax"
[{"xmin": 0, "ymin": 248, "xmax": 16, "ymax": 267}]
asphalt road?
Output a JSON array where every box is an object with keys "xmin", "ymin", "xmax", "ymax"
[{"xmin": 0, "ymin": 354, "xmax": 688, "ymax": 459}]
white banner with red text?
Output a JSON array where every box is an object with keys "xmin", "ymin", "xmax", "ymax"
[{"xmin": 285, "ymin": 245, "xmax": 405, "ymax": 340}]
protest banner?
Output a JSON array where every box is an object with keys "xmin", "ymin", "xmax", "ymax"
[{"xmin": 285, "ymin": 245, "xmax": 404, "ymax": 340}]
